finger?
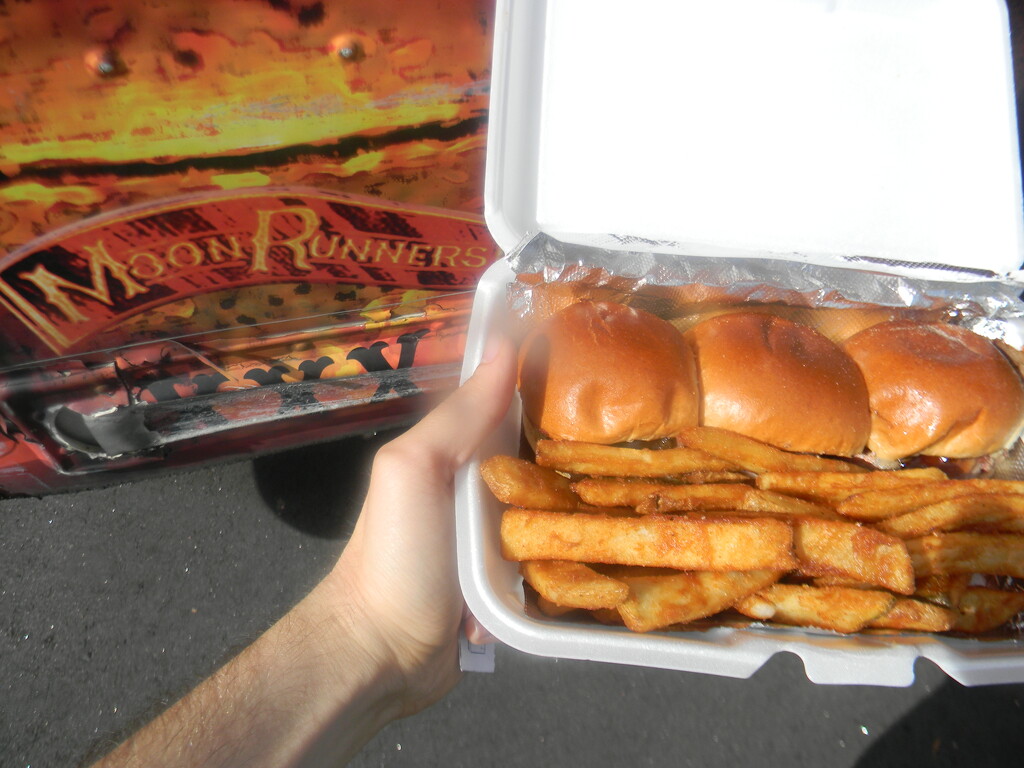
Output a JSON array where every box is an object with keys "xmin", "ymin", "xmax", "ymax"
[{"xmin": 397, "ymin": 333, "xmax": 516, "ymax": 470}]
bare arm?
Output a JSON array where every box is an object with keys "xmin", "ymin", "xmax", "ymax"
[{"xmin": 93, "ymin": 337, "xmax": 516, "ymax": 768}]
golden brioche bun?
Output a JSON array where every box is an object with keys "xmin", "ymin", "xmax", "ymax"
[
  {"xmin": 843, "ymin": 321, "xmax": 1024, "ymax": 460},
  {"xmin": 517, "ymin": 301, "xmax": 700, "ymax": 443},
  {"xmin": 685, "ymin": 312, "xmax": 871, "ymax": 456}
]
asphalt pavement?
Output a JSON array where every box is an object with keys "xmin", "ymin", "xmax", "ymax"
[
  {"xmin": 7, "ymin": 3, "xmax": 1024, "ymax": 765},
  {"xmin": 3, "ymin": 430, "xmax": 1024, "ymax": 768}
]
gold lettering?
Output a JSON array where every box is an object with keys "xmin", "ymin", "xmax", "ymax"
[
  {"xmin": 432, "ymin": 244, "xmax": 460, "ymax": 268},
  {"xmin": 205, "ymin": 236, "xmax": 245, "ymax": 264},
  {"xmin": 375, "ymin": 240, "xmax": 407, "ymax": 264},
  {"xmin": 340, "ymin": 238, "xmax": 372, "ymax": 262},
  {"xmin": 167, "ymin": 241, "xmax": 203, "ymax": 269},
  {"xmin": 20, "ymin": 240, "xmax": 148, "ymax": 323},
  {"xmin": 311, "ymin": 233, "xmax": 341, "ymax": 259},
  {"xmin": 461, "ymin": 245, "xmax": 490, "ymax": 268},
  {"xmin": 250, "ymin": 206, "xmax": 319, "ymax": 272},
  {"xmin": 129, "ymin": 252, "xmax": 165, "ymax": 281},
  {"xmin": 408, "ymin": 243, "xmax": 429, "ymax": 265}
]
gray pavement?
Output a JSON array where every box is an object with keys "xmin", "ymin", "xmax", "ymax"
[
  {"xmin": 3, "ymin": 432, "xmax": 1023, "ymax": 768},
  {"xmin": 6, "ymin": 4, "xmax": 1024, "ymax": 763}
]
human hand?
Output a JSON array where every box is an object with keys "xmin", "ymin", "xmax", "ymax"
[{"xmin": 329, "ymin": 335, "xmax": 516, "ymax": 717}]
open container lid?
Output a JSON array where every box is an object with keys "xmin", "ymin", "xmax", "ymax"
[
  {"xmin": 458, "ymin": 0, "xmax": 1024, "ymax": 686},
  {"xmin": 485, "ymin": 0, "xmax": 1024, "ymax": 275}
]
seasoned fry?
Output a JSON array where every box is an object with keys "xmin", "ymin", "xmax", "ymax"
[
  {"xmin": 954, "ymin": 587, "xmax": 1024, "ymax": 633},
  {"xmin": 877, "ymin": 494, "xmax": 1024, "ymax": 539},
  {"xmin": 535, "ymin": 595, "xmax": 578, "ymax": 617},
  {"xmin": 572, "ymin": 478, "xmax": 692, "ymax": 508},
  {"xmin": 480, "ymin": 454, "xmax": 581, "ymax": 510},
  {"xmin": 793, "ymin": 518, "xmax": 914, "ymax": 594},
  {"xmin": 500, "ymin": 509, "xmax": 796, "ymax": 571},
  {"xmin": 867, "ymin": 598, "xmax": 956, "ymax": 632},
  {"xmin": 663, "ymin": 471, "xmax": 753, "ymax": 485},
  {"xmin": 756, "ymin": 468, "xmax": 948, "ymax": 504},
  {"xmin": 838, "ymin": 479, "xmax": 1024, "ymax": 521},
  {"xmin": 637, "ymin": 485, "xmax": 839, "ymax": 519},
  {"xmin": 520, "ymin": 560, "xmax": 629, "ymax": 610},
  {"xmin": 615, "ymin": 570, "xmax": 782, "ymax": 633},
  {"xmin": 675, "ymin": 426, "xmax": 866, "ymax": 474},
  {"xmin": 535, "ymin": 439, "xmax": 739, "ymax": 477},
  {"xmin": 908, "ymin": 533, "xmax": 1024, "ymax": 579},
  {"xmin": 734, "ymin": 584, "xmax": 896, "ymax": 634},
  {"xmin": 914, "ymin": 574, "xmax": 971, "ymax": 609}
]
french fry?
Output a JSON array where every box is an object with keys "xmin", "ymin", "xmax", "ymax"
[
  {"xmin": 907, "ymin": 533, "xmax": 1024, "ymax": 579},
  {"xmin": 520, "ymin": 560, "xmax": 629, "ymax": 610},
  {"xmin": 572, "ymin": 478, "xmax": 691, "ymax": 508},
  {"xmin": 867, "ymin": 598, "xmax": 956, "ymax": 632},
  {"xmin": 535, "ymin": 439, "xmax": 740, "ymax": 477},
  {"xmin": 877, "ymin": 494, "xmax": 1024, "ymax": 539},
  {"xmin": 838, "ymin": 479, "xmax": 1024, "ymax": 521},
  {"xmin": 953, "ymin": 587, "xmax": 1024, "ymax": 633},
  {"xmin": 793, "ymin": 518, "xmax": 915, "ymax": 594},
  {"xmin": 637, "ymin": 485, "xmax": 839, "ymax": 519},
  {"xmin": 500, "ymin": 509, "xmax": 797, "ymax": 571},
  {"xmin": 734, "ymin": 584, "xmax": 896, "ymax": 634},
  {"xmin": 675, "ymin": 426, "xmax": 866, "ymax": 473},
  {"xmin": 914, "ymin": 574, "xmax": 971, "ymax": 609},
  {"xmin": 590, "ymin": 607, "xmax": 625, "ymax": 625},
  {"xmin": 811, "ymin": 576, "xmax": 868, "ymax": 588},
  {"xmin": 756, "ymin": 468, "xmax": 948, "ymax": 505},
  {"xmin": 663, "ymin": 471, "xmax": 753, "ymax": 485},
  {"xmin": 615, "ymin": 570, "xmax": 782, "ymax": 633},
  {"xmin": 535, "ymin": 595, "xmax": 578, "ymax": 617},
  {"xmin": 480, "ymin": 455, "xmax": 582, "ymax": 510}
]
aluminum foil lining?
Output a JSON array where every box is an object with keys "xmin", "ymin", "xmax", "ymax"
[
  {"xmin": 507, "ymin": 232, "xmax": 1024, "ymax": 343},
  {"xmin": 506, "ymin": 231, "xmax": 1024, "ymax": 483}
]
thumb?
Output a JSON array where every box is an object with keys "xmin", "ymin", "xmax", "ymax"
[{"xmin": 397, "ymin": 334, "xmax": 517, "ymax": 471}]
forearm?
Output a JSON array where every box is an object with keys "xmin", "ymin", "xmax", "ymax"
[{"xmin": 94, "ymin": 567, "xmax": 400, "ymax": 768}]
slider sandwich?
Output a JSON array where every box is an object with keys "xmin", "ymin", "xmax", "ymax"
[{"xmin": 518, "ymin": 302, "xmax": 1024, "ymax": 473}]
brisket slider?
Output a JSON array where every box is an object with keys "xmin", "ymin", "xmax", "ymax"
[
  {"xmin": 684, "ymin": 312, "xmax": 872, "ymax": 457},
  {"xmin": 517, "ymin": 301, "xmax": 700, "ymax": 444},
  {"xmin": 842, "ymin": 320, "xmax": 1024, "ymax": 461}
]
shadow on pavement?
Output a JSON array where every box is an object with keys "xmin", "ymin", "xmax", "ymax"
[
  {"xmin": 854, "ymin": 671, "xmax": 1024, "ymax": 768},
  {"xmin": 252, "ymin": 429, "xmax": 402, "ymax": 539}
]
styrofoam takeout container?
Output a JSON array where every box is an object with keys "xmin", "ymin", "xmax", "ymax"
[{"xmin": 455, "ymin": 0, "xmax": 1024, "ymax": 686}]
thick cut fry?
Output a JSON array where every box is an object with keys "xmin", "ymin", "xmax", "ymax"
[
  {"xmin": 734, "ymin": 584, "xmax": 895, "ymax": 634},
  {"xmin": 572, "ymin": 478, "xmax": 695, "ymax": 508},
  {"xmin": 867, "ymin": 598, "xmax": 956, "ymax": 632},
  {"xmin": 480, "ymin": 454, "xmax": 581, "ymax": 510},
  {"xmin": 954, "ymin": 587, "xmax": 1024, "ymax": 633},
  {"xmin": 520, "ymin": 560, "xmax": 629, "ymax": 610},
  {"xmin": 535, "ymin": 595, "xmax": 578, "ymax": 617},
  {"xmin": 500, "ymin": 509, "xmax": 796, "ymax": 571},
  {"xmin": 837, "ymin": 479, "xmax": 1024, "ymax": 521},
  {"xmin": 914, "ymin": 574, "xmax": 971, "ymax": 609},
  {"xmin": 637, "ymin": 485, "xmax": 839, "ymax": 519},
  {"xmin": 878, "ymin": 494, "xmax": 1024, "ymax": 539},
  {"xmin": 794, "ymin": 518, "xmax": 914, "ymax": 594},
  {"xmin": 663, "ymin": 471, "xmax": 753, "ymax": 485},
  {"xmin": 535, "ymin": 440, "xmax": 739, "ymax": 477},
  {"xmin": 907, "ymin": 533, "xmax": 1024, "ymax": 579},
  {"xmin": 675, "ymin": 426, "xmax": 866, "ymax": 473},
  {"xmin": 615, "ymin": 570, "xmax": 782, "ymax": 633},
  {"xmin": 756, "ymin": 468, "xmax": 948, "ymax": 504}
]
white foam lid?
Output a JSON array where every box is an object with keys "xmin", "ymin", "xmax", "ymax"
[
  {"xmin": 460, "ymin": 0, "xmax": 1024, "ymax": 686},
  {"xmin": 485, "ymin": 0, "xmax": 1024, "ymax": 273}
]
